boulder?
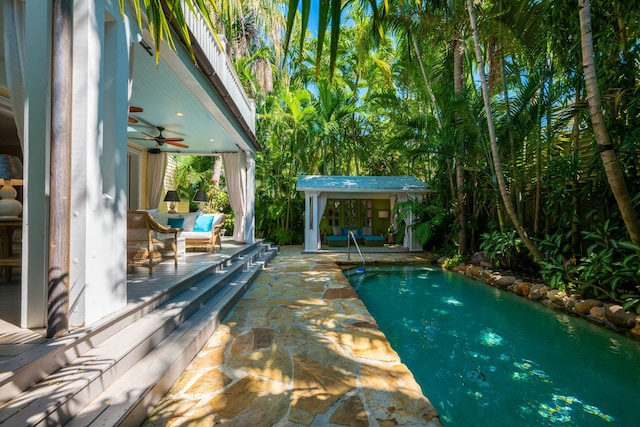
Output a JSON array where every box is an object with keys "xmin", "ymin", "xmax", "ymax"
[
  {"xmin": 493, "ymin": 275, "xmax": 517, "ymax": 288},
  {"xmin": 631, "ymin": 325, "xmax": 640, "ymax": 341},
  {"xmin": 513, "ymin": 282, "xmax": 531, "ymax": 297},
  {"xmin": 465, "ymin": 265, "xmax": 484, "ymax": 279},
  {"xmin": 528, "ymin": 284, "xmax": 546, "ymax": 300},
  {"xmin": 450, "ymin": 263, "xmax": 465, "ymax": 273},
  {"xmin": 548, "ymin": 289, "xmax": 567, "ymax": 306},
  {"xmin": 574, "ymin": 299, "xmax": 601, "ymax": 315},
  {"xmin": 604, "ymin": 304, "xmax": 636, "ymax": 329},
  {"xmin": 589, "ymin": 306, "xmax": 605, "ymax": 319},
  {"xmin": 468, "ymin": 252, "xmax": 493, "ymax": 268}
]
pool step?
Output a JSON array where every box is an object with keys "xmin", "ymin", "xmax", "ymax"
[{"xmin": 0, "ymin": 242, "xmax": 277, "ymax": 426}]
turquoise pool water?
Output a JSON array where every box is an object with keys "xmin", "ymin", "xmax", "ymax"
[{"xmin": 347, "ymin": 265, "xmax": 640, "ymax": 426}]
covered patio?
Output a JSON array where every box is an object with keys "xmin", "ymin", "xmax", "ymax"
[{"xmin": 296, "ymin": 175, "xmax": 429, "ymax": 253}]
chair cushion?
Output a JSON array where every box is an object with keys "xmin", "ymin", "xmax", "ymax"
[
  {"xmin": 362, "ymin": 226, "xmax": 372, "ymax": 235},
  {"xmin": 344, "ymin": 227, "xmax": 361, "ymax": 237},
  {"xmin": 331, "ymin": 226, "xmax": 342, "ymax": 236},
  {"xmin": 212, "ymin": 213, "xmax": 225, "ymax": 226},
  {"xmin": 168, "ymin": 217, "xmax": 184, "ymax": 229},
  {"xmin": 194, "ymin": 214, "xmax": 215, "ymax": 232}
]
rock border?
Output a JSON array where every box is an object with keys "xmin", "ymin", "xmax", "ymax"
[{"xmin": 440, "ymin": 258, "xmax": 640, "ymax": 342}]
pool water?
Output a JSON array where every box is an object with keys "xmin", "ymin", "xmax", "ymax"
[{"xmin": 347, "ymin": 265, "xmax": 640, "ymax": 426}]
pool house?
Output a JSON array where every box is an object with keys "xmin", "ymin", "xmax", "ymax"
[{"xmin": 296, "ymin": 175, "xmax": 429, "ymax": 252}]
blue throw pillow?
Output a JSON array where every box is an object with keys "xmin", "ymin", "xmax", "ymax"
[
  {"xmin": 167, "ymin": 217, "xmax": 184, "ymax": 229},
  {"xmin": 193, "ymin": 214, "xmax": 215, "ymax": 232}
]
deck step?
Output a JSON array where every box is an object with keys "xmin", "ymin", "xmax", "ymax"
[
  {"xmin": 0, "ymin": 242, "xmax": 277, "ymax": 426},
  {"xmin": 0, "ymin": 243, "xmax": 262, "ymax": 405}
]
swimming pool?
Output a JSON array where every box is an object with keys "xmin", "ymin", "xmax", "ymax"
[{"xmin": 347, "ymin": 265, "xmax": 640, "ymax": 426}]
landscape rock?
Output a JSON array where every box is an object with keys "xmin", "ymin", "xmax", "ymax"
[
  {"xmin": 528, "ymin": 284, "xmax": 545, "ymax": 300},
  {"xmin": 574, "ymin": 299, "xmax": 601, "ymax": 315},
  {"xmin": 548, "ymin": 289, "xmax": 567, "ymax": 306},
  {"xmin": 589, "ymin": 306, "xmax": 605, "ymax": 319},
  {"xmin": 513, "ymin": 282, "xmax": 531, "ymax": 296},
  {"xmin": 493, "ymin": 275, "xmax": 517, "ymax": 288},
  {"xmin": 465, "ymin": 265, "xmax": 484, "ymax": 279},
  {"xmin": 468, "ymin": 252, "xmax": 493, "ymax": 268},
  {"xmin": 631, "ymin": 325, "xmax": 640, "ymax": 341},
  {"xmin": 604, "ymin": 304, "xmax": 636, "ymax": 329}
]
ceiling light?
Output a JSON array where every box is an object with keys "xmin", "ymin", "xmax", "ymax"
[{"xmin": 176, "ymin": 112, "xmax": 184, "ymax": 117}]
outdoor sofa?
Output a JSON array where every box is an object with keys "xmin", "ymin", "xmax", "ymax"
[
  {"xmin": 153, "ymin": 211, "xmax": 226, "ymax": 253},
  {"xmin": 326, "ymin": 226, "xmax": 386, "ymax": 247}
]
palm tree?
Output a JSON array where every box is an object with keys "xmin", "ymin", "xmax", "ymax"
[
  {"xmin": 466, "ymin": 0, "xmax": 544, "ymax": 262},
  {"xmin": 120, "ymin": 0, "xmax": 218, "ymax": 61},
  {"xmin": 578, "ymin": 0, "xmax": 640, "ymax": 246}
]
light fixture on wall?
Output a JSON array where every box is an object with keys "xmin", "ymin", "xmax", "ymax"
[
  {"xmin": 163, "ymin": 190, "xmax": 181, "ymax": 214},
  {"xmin": 378, "ymin": 210, "xmax": 389, "ymax": 219},
  {"xmin": 192, "ymin": 189, "xmax": 209, "ymax": 203},
  {"xmin": 0, "ymin": 154, "xmax": 23, "ymax": 218}
]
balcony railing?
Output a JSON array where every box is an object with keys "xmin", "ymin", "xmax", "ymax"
[{"xmin": 182, "ymin": 3, "xmax": 256, "ymax": 134}]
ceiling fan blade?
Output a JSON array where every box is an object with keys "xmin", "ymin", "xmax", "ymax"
[
  {"xmin": 165, "ymin": 140, "xmax": 189, "ymax": 148},
  {"xmin": 163, "ymin": 137, "xmax": 185, "ymax": 142},
  {"xmin": 128, "ymin": 117, "xmax": 138, "ymax": 124},
  {"xmin": 129, "ymin": 106, "xmax": 143, "ymax": 113},
  {"xmin": 129, "ymin": 136, "xmax": 155, "ymax": 141}
]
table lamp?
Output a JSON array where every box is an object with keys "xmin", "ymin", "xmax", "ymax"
[
  {"xmin": 0, "ymin": 155, "xmax": 23, "ymax": 218},
  {"xmin": 192, "ymin": 189, "xmax": 208, "ymax": 203},
  {"xmin": 163, "ymin": 190, "xmax": 180, "ymax": 214}
]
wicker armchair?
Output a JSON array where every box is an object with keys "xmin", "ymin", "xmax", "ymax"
[
  {"xmin": 184, "ymin": 214, "xmax": 226, "ymax": 253},
  {"xmin": 127, "ymin": 210, "xmax": 182, "ymax": 275}
]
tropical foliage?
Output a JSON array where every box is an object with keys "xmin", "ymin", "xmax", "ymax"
[{"xmin": 159, "ymin": 0, "xmax": 640, "ymax": 310}]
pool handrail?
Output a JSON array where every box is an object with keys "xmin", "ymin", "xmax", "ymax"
[{"xmin": 347, "ymin": 230, "xmax": 365, "ymax": 269}]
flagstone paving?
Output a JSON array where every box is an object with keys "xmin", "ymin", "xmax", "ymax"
[{"xmin": 144, "ymin": 246, "xmax": 442, "ymax": 426}]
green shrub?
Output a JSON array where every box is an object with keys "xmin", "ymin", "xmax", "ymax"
[
  {"xmin": 479, "ymin": 230, "xmax": 523, "ymax": 269},
  {"xmin": 443, "ymin": 254, "xmax": 463, "ymax": 270}
]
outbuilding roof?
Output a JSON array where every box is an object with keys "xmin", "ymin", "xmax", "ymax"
[{"xmin": 296, "ymin": 175, "xmax": 429, "ymax": 194}]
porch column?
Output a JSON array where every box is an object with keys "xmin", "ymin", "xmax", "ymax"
[
  {"xmin": 244, "ymin": 152, "xmax": 255, "ymax": 245},
  {"xmin": 303, "ymin": 191, "xmax": 319, "ymax": 252},
  {"xmin": 21, "ymin": 1, "xmax": 52, "ymax": 328},
  {"xmin": 407, "ymin": 193, "xmax": 423, "ymax": 251}
]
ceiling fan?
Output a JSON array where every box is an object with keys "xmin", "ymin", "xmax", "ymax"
[
  {"xmin": 130, "ymin": 126, "xmax": 189, "ymax": 149},
  {"xmin": 128, "ymin": 106, "xmax": 143, "ymax": 124}
]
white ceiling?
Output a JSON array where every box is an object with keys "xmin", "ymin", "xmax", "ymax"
[{"xmin": 127, "ymin": 40, "xmax": 251, "ymax": 155}]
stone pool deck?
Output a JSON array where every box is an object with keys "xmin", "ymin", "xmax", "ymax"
[{"xmin": 144, "ymin": 246, "xmax": 442, "ymax": 426}]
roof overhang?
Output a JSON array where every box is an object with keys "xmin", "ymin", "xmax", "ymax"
[{"xmin": 296, "ymin": 175, "xmax": 429, "ymax": 199}]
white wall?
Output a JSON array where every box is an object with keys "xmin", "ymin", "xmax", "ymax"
[{"xmin": 69, "ymin": 0, "xmax": 133, "ymax": 326}]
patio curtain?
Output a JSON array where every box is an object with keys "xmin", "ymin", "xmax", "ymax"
[
  {"xmin": 147, "ymin": 151, "xmax": 167, "ymax": 209},
  {"xmin": 316, "ymin": 192, "xmax": 327, "ymax": 250},
  {"xmin": 223, "ymin": 152, "xmax": 246, "ymax": 242},
  {"xmin": 3, "ymin": 0, "xmax": 25, "ymax": 148},
  {"xmin": 397, "ymin": 193, "xmax": 410, "ymax": 247}
]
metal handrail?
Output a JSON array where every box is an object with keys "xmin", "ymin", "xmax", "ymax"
[{"xmin": 347, "ymin": 231, "xmax": 365, "ymax": 270}]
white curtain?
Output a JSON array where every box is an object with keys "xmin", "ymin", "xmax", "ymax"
[
  {"xmin": 222, "ymin": 152, "xmax": 247, "ymax": 242},
  {"xmin": 397, "ymin": 193, "xmax": 410, "ymax": 247},
  {"xmin": 3, "ymin": 0, "xmax": 25, "ymax": 148},
  {"xmin": 316, "ymin": 192, "xmax": 327, "ymax": 250},
  {"xmin": 147, "ymin": 151, "xmax": 167, "ymax": 209}
]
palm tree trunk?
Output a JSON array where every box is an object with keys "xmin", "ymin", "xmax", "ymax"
[
  {"xmin": 578, "ymin": 0, "xmax": 640, "ymax": 245},
  {"xmin": 453, "ymin": 37, "xmax": 468, "ymax": 254},
  {"xmin": 466, "ymin": 0, "xmax": 544, "ymax": 262}
]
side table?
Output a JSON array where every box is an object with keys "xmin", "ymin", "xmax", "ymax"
[{"xmin": 0, "ymin": 217, "xmax": 22, "ymax": 281}]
